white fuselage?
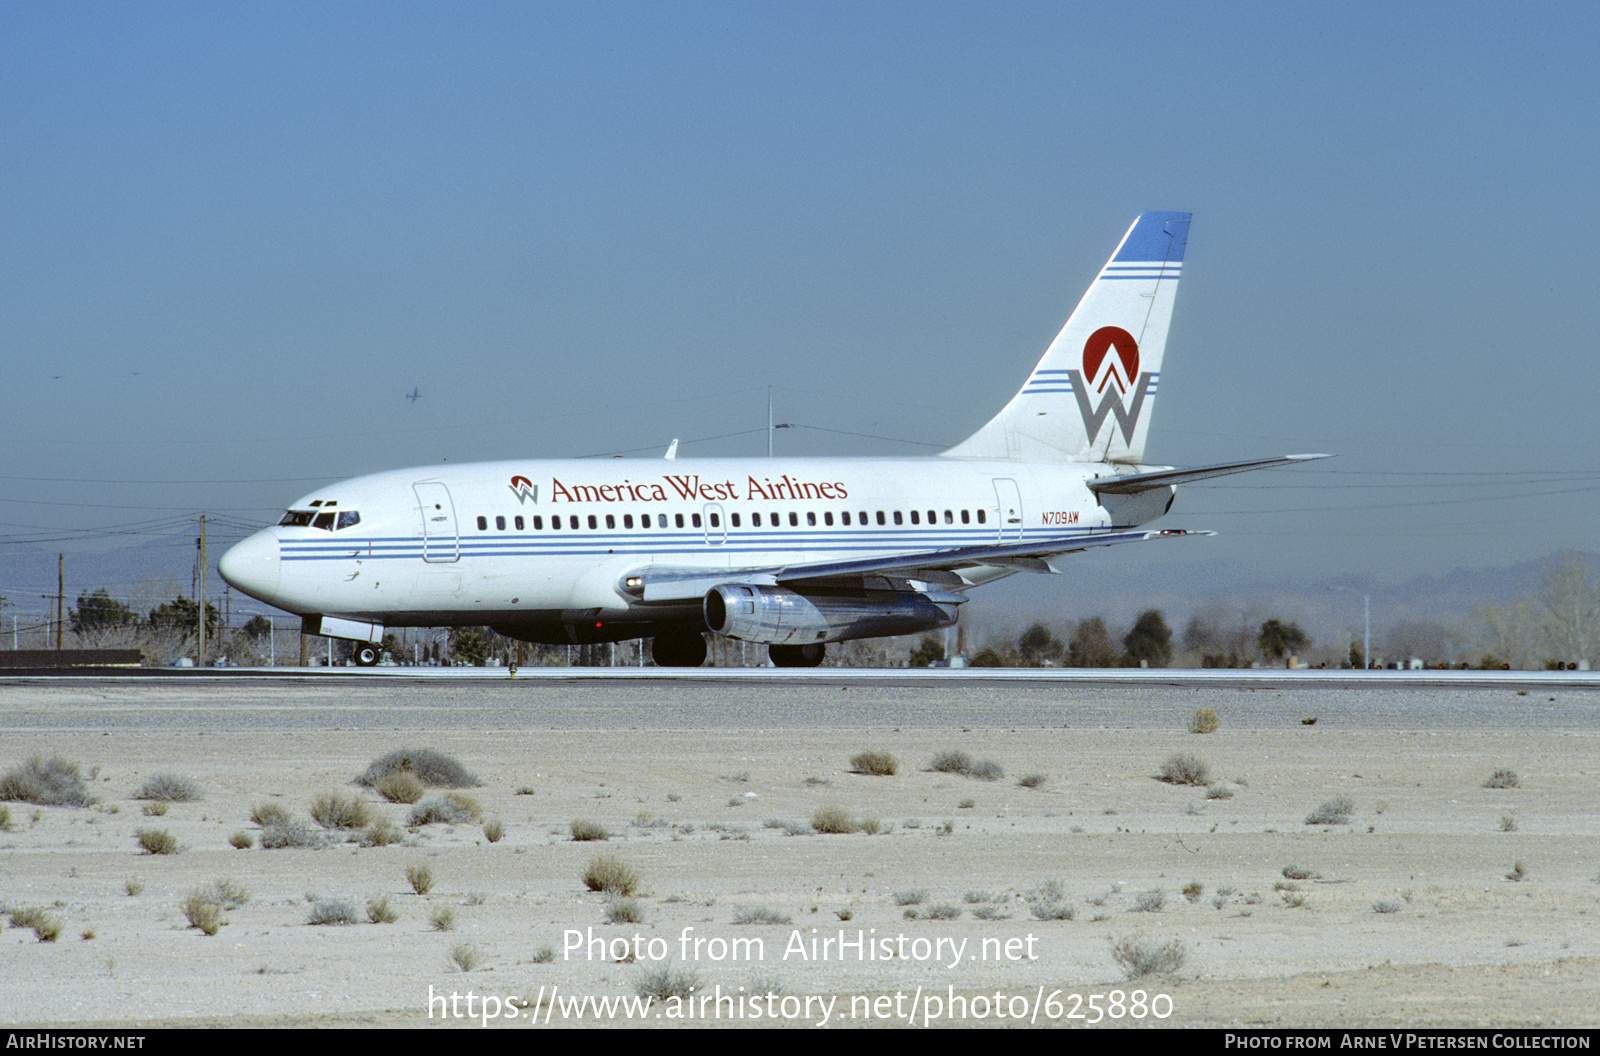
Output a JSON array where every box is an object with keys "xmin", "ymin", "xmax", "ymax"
[{"xmin": 220, "ymin": 455, "xmax": 1171, "ymax": 634}]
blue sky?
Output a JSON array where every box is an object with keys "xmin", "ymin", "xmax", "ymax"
[{"xmin": 4, "ymin": 1, "xmax": 1599, "ymax": 624}]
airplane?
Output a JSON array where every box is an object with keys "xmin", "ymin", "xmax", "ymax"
[
  {"xmin": 220, "ymin": 212, "xmax": 1328, "ymax": 668},
  {"xmin": 406, "ymin": 388, "xmax": 422, "ymax": 403}
]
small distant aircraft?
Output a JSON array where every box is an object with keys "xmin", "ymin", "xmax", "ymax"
[
  {"xmin": 222, "ymin": 212, "xmax": 1329, "ymax": 667},
  {"xmin": 406, "ymin": 388, "xmax": 422, "ymax": 403}
]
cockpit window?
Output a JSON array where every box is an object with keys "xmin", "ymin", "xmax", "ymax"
[
  {"xmin": 279, "ymin": 510, "xmax": 314, "ymax": 527},
  {"xmin": 337, "ymin": 510, "xmax": 361, "ymax": 530},
  {"xmin": 313, "ymin": 511, "xmax": 336, "ymax": 530}
]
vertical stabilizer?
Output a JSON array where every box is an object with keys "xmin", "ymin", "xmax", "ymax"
[{"xmin": 942, "ymin": 211, "xmax": 1189, "ymax": 463}]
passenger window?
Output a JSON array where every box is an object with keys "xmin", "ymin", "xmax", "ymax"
[
  {"xmin": 551, "ymin": 516, "xmax": 561, "ymax": 530},
  {"xmin": 841, "ymin": 512, "xmax": 850, "ymax": 526},
  {"xmin": 731, "ymin": 513, "xmax": 740, "ymax": 527},
  {"xmin": 587, "ymin": 515, "xmax": 597, "ymax": 530},
  {"xmin": 789, "ymin": 512, "xmax": 799, "ymax": 527},
  {"xmin": 977, "ymin": 510, "xmax": 987, "ymax": 524},
  {"xmin": 876, "ymin": 511, "xmax": 886, "ymax": 525},
  {"xmin": 570, "ymin": 516, "xmax": 579, "ymax": 530},
  {"xmin": 692, "ymin": 513, "xmax": 702, "ymax": 528},
  {"xmin": 496, "ymin": 516, "xmax": 506, "ymax": 531},
  {"xmin": 910, "ymin": 510, "xmax": 920, "ymax": 525},
  {"xmin": 476, "ymin": 516, "xmax": 487, "ymax": 531},
  {"xmin": 337, "ymin": 511, "xmax": 360, "ymax": 530},
  {"xmin": 533, "ymin": 516, "xmax": 543, "ymax": 530},
  {"xmin": 752, "ymin": 513, "xmax": 762, "ymax": 527},
  {"xmin": 624, "ymin": 515, "xmax": 633, "ymax": 529},
  {"xmin": 515, "ymin": 516, "xmax": 524, "ymax": 530},
  {"xmin": 824, "ymin": 512, "xmax": 833, "ymax": 526},
  {"xmin": 805, "ymin": 512, "xmax": 815, "ymax": 526},
  {"xmin": 961, "ymin": 510, "xmax": 970, "ymax": 524},
  {"xmin": 606, "ymin": 515, "xmax": 615, "ymax": 529},
  {"xmin": 710, "ymin": 513, "xmax": 720, "ymax": 527},
  {"xmin": 675, "ymin": 513, "xmax": 684, "ymax": 528},
  {"xmin": 658, "ymin": 514, "xmax": 667, "ymax": 528},
  {"xmin": 927, "ymin": 510, "xmax": 936, "ymax": 524},
  {"xmin": 944, "ymin": 510, "xmax": 953, "ymax": 524}
]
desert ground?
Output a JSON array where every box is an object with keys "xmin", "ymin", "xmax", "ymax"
[{"xmin": 0, "ymin": 672, "xmax": 1596, "ymax": 1029}]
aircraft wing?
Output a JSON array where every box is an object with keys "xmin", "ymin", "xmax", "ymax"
[
  {"xmin": 1087, "ymin": 454, "xmax": 1332, "ymax": 495},
  {"xmin": 632, "ymin": 528, "xmax": 1213, "ymax": 602}
]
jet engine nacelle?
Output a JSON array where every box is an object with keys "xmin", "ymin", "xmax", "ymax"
[{"xmin": 704, "ymin": 583, "xmax": 959, "ymax": 646}]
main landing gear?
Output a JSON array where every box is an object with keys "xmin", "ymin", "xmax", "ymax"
[
  {"xmin": 769, "ymin": 643, "xmax": 826, "ymax": 668},
  {"xmin": 650, "ymin": 630, "xmax": 708, "ymax": 668},
  {"xmin": 352, "ymin": 643, "xmax": 381, "ymax": 667}
]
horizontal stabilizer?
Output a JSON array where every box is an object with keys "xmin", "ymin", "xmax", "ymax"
[{"xmin": 1087, "ymin": 454, "xmax": 1332, "ymax": 495}]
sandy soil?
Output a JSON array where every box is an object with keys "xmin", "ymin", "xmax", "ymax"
[{"xmin": 0, "ymin": 677, "xmax": 1596, "ymax": 1029}]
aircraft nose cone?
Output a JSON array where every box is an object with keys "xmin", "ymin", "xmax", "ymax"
[{"xmin": 219, "ymin": 530, "xmax": 282, "ymax": 603}]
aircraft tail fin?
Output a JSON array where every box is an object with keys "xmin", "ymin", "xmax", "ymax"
[{"xmin": 942, "ymin": 211, "xmax": 1190, "ymax": 463}]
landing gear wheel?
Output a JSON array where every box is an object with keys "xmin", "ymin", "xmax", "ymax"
[
  {"xmin": 769, "ymin": 643, "xmax": 826, "ymax": 668},
  {"xmin": 352, "ymin": 643, "xmax": 381, "ymax": 667},
  {"xmin": 651, "ymin": 630, "xmax": 708, "ymax": 668}
]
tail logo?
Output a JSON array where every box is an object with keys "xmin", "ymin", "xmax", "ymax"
[{"xmin": 1068, "ymin": 326, "xmax": 1154, "ymax": 445}]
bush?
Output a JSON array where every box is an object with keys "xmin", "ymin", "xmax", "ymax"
[
  {"xmin": 182, "ymin": 891, "xmax": 223, "ymax": 936},
  {"xmin": 357, "ymin": 749, "xmax": 477, "ymax": 789},
  {"xmin": 359, "ymin": 819, "xmax": 403, "ymax": 847},
  {"xmin": 582, "ymin": 853, "xmax": 640, "ymax": 896},
  {"xmin": 229, "ymin": 830, "xmax": 253, "ymax": 850},
  {"xmin": 250, "ymin": 802, "xmax": 291, "ymax": 827},
  {"xmin": 1305, "ymin": 796, "xmax": 1355, "ymax": 825},
  {"xmin": 810, "ymin": 805, "xmax": 857, "ymax": 834},
  {"xmin": 307, "ymin": 899, "xmax": 359, "ymax": 925},
  {"xmin": 569, "ymin": 818, "xmax": 610, "ymax": 842},
  {"xmin": 367, "ymin": 895, "xmax": 398, "ymax": 924},
  {"xmin": 10, "ymin": 906, "xmax": 63, "ymax": 942},
  {"xmin": 309, "ymin": 791, "xmax": 375, "ymax": 830},
  {"xmin": 1484, "ymin": 768, "xmax": 1520, "ymax": 789},
  {"xmin": 1018, "ymin": 774, "xmax": 1046, "ymax": 789},
  {"xmin": 450, "ymin": 944, "xmax": 480, "ymax": 972},
  {"xmin": 636, "ymin": 965, "xmax": 701, "ymax": 1003},
  {"xmin": 136, "ymin": 828, "xmax": 178, "ymax": 855},
  {"xmin": 1110, "ymin": 935, "xmax": 1187, "ymax": 979},
  {"xmin": 406, "ymin": 862, "xmax": 435, "ymax": 895},
  {"xmin": 133, "ymin": 774, "xmax": 202, "ymax": 802},
  {"xmin": 410, "ymin": 794, "xmax": 482, "ymax": 826},
  {"xmin": 1, "ymin": 755, "xmax": 95, "ymax": 807},
  {"xmin": 1158, "ymin": 753, "xmax": 1211, "ymax": 786},
  {"xmin": 732, "ymin": 907, "xmax": 792, "ymax": 925},
  {"xmin": 929, "ymin": 750, "xmax": 1004, "ymax": 781},
  {"xmin": 1188, "ymin": 708, "xmax": 1220, "ymax": 734},
  {"xmin": 375, "ymin": 771, "xmax": 425, "ymax": 804},
  {"xmin": 605, "ymin": 898, "xmax": 644, "ymax": 924},
  {"xmin": 850, "ymin": 750, "xmax": 898, "ymax": 776},
  {"xmin": 259, "ymin": 818, "xmax": 328, "ymax": 849},
  {"xmin": 483, "ymin": 818, "xmax": 505, "ymax": 843}
]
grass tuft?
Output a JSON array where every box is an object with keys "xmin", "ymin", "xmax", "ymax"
[
  {"xmin": 366, "ymin": 895, "xmax": 398, "ymax": 924},
  {"xmin": 1484, "ymin": 768, "xmax": 1521, "ymax": 789},
  {"xmin": 636, "ymin": 965, "xmax": 701, "ymax": 1003},
  {"xmin": 569, "ymin": 818, "xmax": 610, "ymax": 841},
  {"xmin": 732, "ymin": 907, "xmax": 792, "ymax": 925},
  {"xmin": 449, "ymin": 944, "xmax": 480, "ymax": 972},
  {"xmin": 136, "ymin": 828, "xmax": 178, "ymax": 855},
  {"xmin": 1188, "ymin": 707, "xmax": 1220, "ymax": 734},
  {"xmin": 406, "ymin": 862, "xmax": 435, "ymax": 895},
  {"xmin": 605, "ymin": 898, "xmax": 644, "ymax": 924},
  {"xmin": 374, "ymin": 771, "xmax": 424, "ymax": 804},
  {"xmin": 259, "ymin": 818, "xmax": 328, "ymax": 849},
  {"xmin": 307, "ymin": 899, "xmax": 359, "ymax": 925},
  {"xmin": 250, "ymin": 801, "xmax": 291, "ymax": 828},
  {"xmin": 483, "ymin": 818, "xmax": 505, "ymax": 843}
]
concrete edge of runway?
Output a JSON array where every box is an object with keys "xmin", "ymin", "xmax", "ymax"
[{"xmin": 4, "ymin": 665, "xmax": 1599, "ymax": 690}]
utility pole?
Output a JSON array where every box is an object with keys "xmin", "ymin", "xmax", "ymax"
[
  {"xmin": 56, "ymin": 553, "xmax": 64, "ymax": 650},
  {"xmin": 197, "ymin": 516, "xmax": 208, "ymax": 667}
]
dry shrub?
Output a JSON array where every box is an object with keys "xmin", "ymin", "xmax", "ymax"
[
  {"xmin": 406, "ymin": 862, "xmax": 435, "ymax": 895},
  {"xmin": 1484, "ymin": 768, "xmax": 1520, "ymax": 789},
  {"xmin": 810, "ymin": 805, "xmax": 858, "ymax": 834},
  {"xmin": 483, "ymin": 818, "xmax": 505, "ymax": 843},
  {"xmin": 1188, "ymin": 708, "xmax": 1220, "ymax": 734},
  {"xmin": 450, "ymin": 943, "xmax": 479, "ymax": 971},
  {"xmin": 181, "ymin": 891, "xmax": 223, "ymax": 936},
  {"xmin": 10, "ymin": 906, "xmax": 63, "ymax": 942},
  {"xmin": 1158, "ymin": 753, "xmax": 1211, "ymax": 786},
  {"xmin": 582, "ymin": 853, "xmax": 640, "ymax": 896},
  {"xmin": 850, "ymin": 750, "xmax": 898, "ymax": 776},
  {"xmin": 569, "ymin": 818, "xmax": 609, "ymax": 842},
  {"xmin": 929, "ymin": 750, "xmax": 1003, "ymax": 781},
  {"xmin": 375, "ymin": 771, "xmax": 424, "ymax": 804},
  {"xmin": 359, "ymin": 819, "xmax": 403, "ymax": 847},
  {"xmin": 636, "ymin": 965, "xmax": 701, "ymax": 1003},
  {"xmin": 367, "ymin": 895, "xmax": 398, "ymax": 924},
  {"xmin": 1305, "ymin": 796, "xmax": 1355, "ymax": 825},
  {"xmin": 357, "ymin": 749, "xmax": 477, "ymax": 789},
  {"xmin": 259, "ymin": 818, "xmax": 328, "ymax": 849},
  {"xmin": 229, "ymin": 830, "xmax": 253, "ymax": 850},
  {"xmin": 250, "ymin": 801, "xmax": 291, "ymax": 827},
  {"xmin": 136, "ymin": 828, "xmax": 178, "ymax": 855},
  {"xmin": 1111, "ymin": 935, "xmax": 1187, "ymax": 979},
  {"xmin": 307, "ymin": 899, "xmax": 358, "ymax": 925},
  {"xmin": 133, "ymin": 774, "xmax": 202, "ymax": 802},
  {"xmin": 409, "ymin": 793, "xmax": 481, "ymax": 826},
  {"xmin": 309, "ymin": 791, "xmax": 375, "ymax": 830},
  {"xmin": 1, "ymin": 755, "xmax": 95, "ymax": 807}
]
